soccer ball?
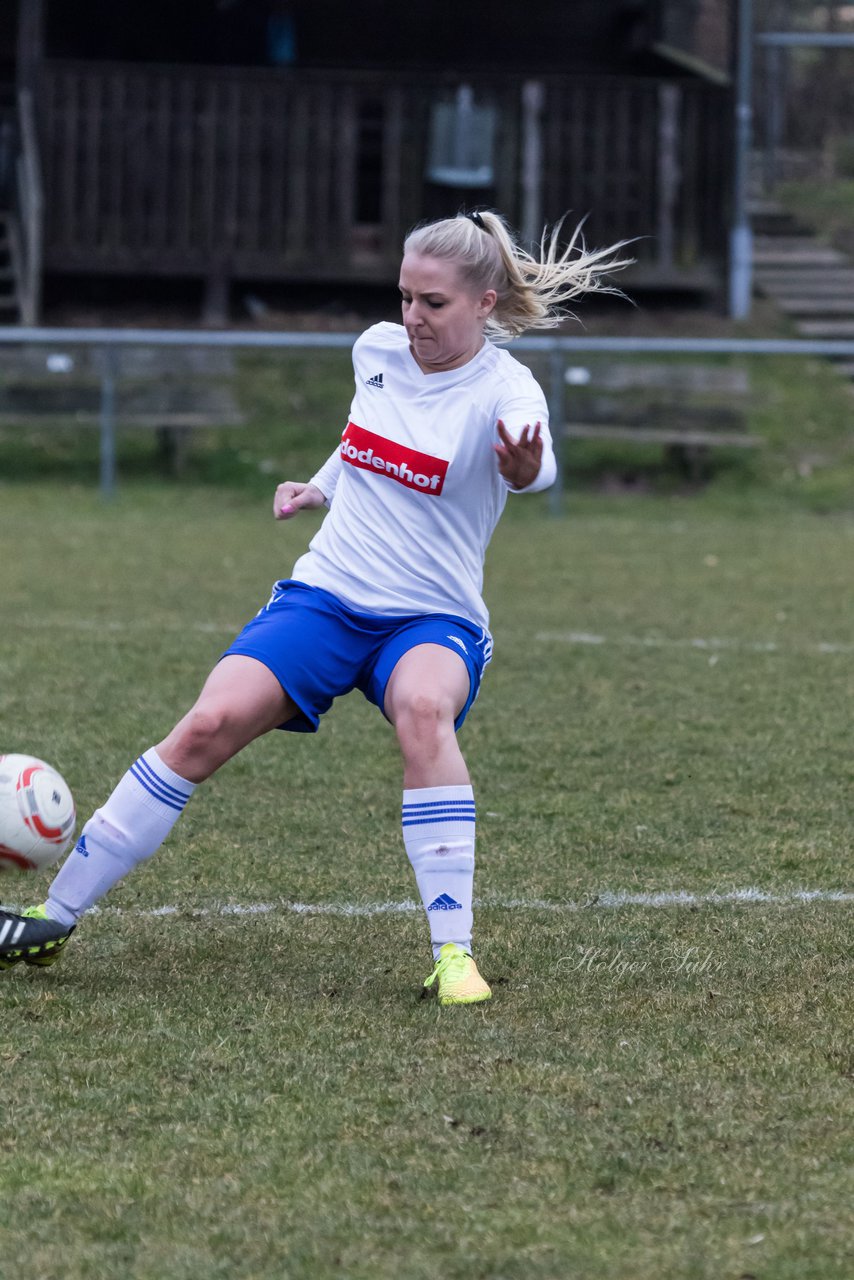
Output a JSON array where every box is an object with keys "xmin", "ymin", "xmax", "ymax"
[{"xmin": 0, "ymin": 754, "xmax": 76, "ymax": 873}]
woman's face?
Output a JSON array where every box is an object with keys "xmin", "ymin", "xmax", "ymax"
[{"xmin": 399, "ymin": 251, "xmax": 497, "ymax": 374}]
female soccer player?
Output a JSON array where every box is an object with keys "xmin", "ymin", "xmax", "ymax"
[{"xmin": 0, "ymin": 210, "xmax": 629, "ymax": 1003}]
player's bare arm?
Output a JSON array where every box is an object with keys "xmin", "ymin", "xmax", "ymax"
[
  {"xmin": 494, "ymin": 419, "xmax": 544, "ymax": 490},
  {"xmin": 274, "ymin": 481, "xmax": 327, "ymax": 519}
]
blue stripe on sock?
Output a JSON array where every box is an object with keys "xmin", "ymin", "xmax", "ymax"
[
  {"xmin": 402, "ymin": 804, "xmax": 476, "ymax": 814},
  {"xmin": 130, "ymin": 766, "xmax": 184, "ymax": 811},
  {"xmin": 404, "ymin": 803, "xmax": 478, "ymax": 814},
  {"xmin": 130, "ymin": 765, "xmax": 186, "ymax": 812},
  {"xmin": 402, "ymin": 812, "xmax": 476, "ymax": 828},
  {"xmin": 402, "ymin": 801, "xmax": 476, "ymax": 814},
  {"xmin": 130, "ymin": 759, "xmax": 190, "ymax": 812},
  {"xmin": 402, "ymin": 803, "xmax": 475, "ymax": 817},
  {"xmin": 402, "ymin": 797, "xmax": 476, "ymax": 828},
  {"xmin": 402, "ymin": 815, "xmax": 476, "ymax": 827},
  {"xmin": 135, "ymin": 755, "xmax": 192, "ymax": 805}
]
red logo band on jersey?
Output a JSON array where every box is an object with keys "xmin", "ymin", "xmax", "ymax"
[{"xmin": 341, "ymin": 422, "xmax": 448, "ymax": 495}]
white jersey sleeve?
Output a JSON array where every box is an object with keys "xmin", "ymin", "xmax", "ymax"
[
  {"xmin": 309, "ymin": 447, "xmax": 344, "ymax": 506},
  {"xmin": 513, "ymin": 446, "xmax": 557, "ymax": 493},
  {"xmin": 494, "ymin": 384, "xmax": 557, "ymax": 494}
]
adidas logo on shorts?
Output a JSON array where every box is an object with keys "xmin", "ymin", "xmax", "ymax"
[{"xmin": 366, "ymin": 372, "xmax": 384, "ymax": 388}]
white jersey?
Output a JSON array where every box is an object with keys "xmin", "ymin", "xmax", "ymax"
[{"xmin": 290, "ymin": 322, "xmax": 555, "ymax": 632}]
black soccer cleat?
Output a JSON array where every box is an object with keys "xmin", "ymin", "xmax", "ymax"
[{"xmin": 0, "ymin": 904, "xmax": 75, "ymax": 969}]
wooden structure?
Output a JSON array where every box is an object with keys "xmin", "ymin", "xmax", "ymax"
[
  {"xmin": 3, "ymin": 0, "xmax": 734, "ymax": 321},
  {"xmin": 0, "ymin": 342, "xmax": 244, "ymax": 480},
  {"xmin": 562, "ymin": 359, "xmax": 760, "ymax": 481}
]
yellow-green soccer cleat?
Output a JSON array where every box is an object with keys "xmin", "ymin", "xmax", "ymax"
[
  {"xmin": 0, "ymin": 904, "xmax": 74, "ymax": 970},
  {"xmin": 423, "ymin": 942, "xmax": 492, "ymax": 1007}
]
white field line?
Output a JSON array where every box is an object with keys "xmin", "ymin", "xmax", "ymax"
[
  {"xmin": 12, "ymin": 617, "xmax": 237, "ymax": 636},
  {"xmin": 11, "ymin": 617, "xmax": 853, "ymax": 656},
  {"xmin": 22, "ymin": 886, "xmax": 847, "ymax": 921},
  {"xmin": 536, "ymin": 630, "xmax": 854, "ymax": 656}
]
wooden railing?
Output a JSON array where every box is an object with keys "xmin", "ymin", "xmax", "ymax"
[
  {"xmin": 37, "ymin": 60, "xmax": 730, "ymax": 289},
  {"xmin": 540, "ymin": 76, "xmax": 730, "ymax": 283}
]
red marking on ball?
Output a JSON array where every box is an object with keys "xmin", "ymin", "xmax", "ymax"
[
  {"xmin": 0, "ymin": 843, "xmax": 36, "ymax": 871},
  {"xmin": 17, "ymin": 764, "xmax": 65, "ymax": 842}
]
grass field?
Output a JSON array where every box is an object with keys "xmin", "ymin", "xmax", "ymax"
[{"xmin": 1, "ymin": 350, "xmax": 853, "ymax": 1278}]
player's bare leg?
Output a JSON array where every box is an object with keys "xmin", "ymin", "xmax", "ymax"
[
  {"xmin": 384, "ymin": 643, "xmax": 470, "ymax": 789},
  {"xmin": 386, "ymin": 644, "xmax": 491, "ymax": 1005},
  {"xmin": 0, "ymin": 657, "xmax": 297, "ymax": 964},
  {"xmin": 157, "ymin": 655, "xmax": 299, "ymax": 782}
]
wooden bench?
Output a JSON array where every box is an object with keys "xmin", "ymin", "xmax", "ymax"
[
  {"xmin": 563, "ymin": 361, "xmax": 761, "ymax": 481},
  {"xmin": 0, "ymin": 344, "xmax": 244, "ymax": 477}
]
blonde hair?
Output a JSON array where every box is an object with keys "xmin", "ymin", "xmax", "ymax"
[{"xmin": 404, "ymin": 210, "xmax": 634, "ymax": 340}]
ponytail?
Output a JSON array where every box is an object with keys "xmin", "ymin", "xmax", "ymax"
[{"xmin": 404, "ymin": 210, "xmax": 634, "ymax": 340}]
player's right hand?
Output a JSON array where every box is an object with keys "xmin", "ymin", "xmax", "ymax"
[{"xmin": 273, "ymin": 481, "xmax": 326, "ymax": 519}]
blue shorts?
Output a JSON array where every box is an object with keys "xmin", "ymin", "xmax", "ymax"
[{"xmin": 222, "ymin": 580, "xmax": 493, "ymax": 734}]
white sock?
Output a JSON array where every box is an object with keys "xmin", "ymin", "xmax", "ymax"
[
  {"xmin": 402, "ymin": 785, "xmax": 476, "ymax": 960},
  {"xmin": 45, "ymin": 748, "xmax": 195, "ymax": 926}
]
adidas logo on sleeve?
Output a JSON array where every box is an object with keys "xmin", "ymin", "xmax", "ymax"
[{"xmin": 365, "ymin": 372, "xmax": 384, "ymax": 388}]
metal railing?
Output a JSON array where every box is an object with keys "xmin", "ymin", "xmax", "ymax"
[{"xmin": 2, "ymin": 326, "xmax": 854, "ymax": 510}]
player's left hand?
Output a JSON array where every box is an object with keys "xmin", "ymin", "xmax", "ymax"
[{"xmin": 494, "ymin": 420, "xmax": 543, "ymax": 490}]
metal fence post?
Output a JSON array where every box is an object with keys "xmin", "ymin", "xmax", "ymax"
[
  {"xmin": 548, "ymin": 341, "xmax": 564, "ymax": 517},
  {"xmin": 99, "ymin": 345, "xmax": 117, "ymax": 499},
  {"xmin": 729, "ymin": 0, "xmax": 754, "ymax": 320}
]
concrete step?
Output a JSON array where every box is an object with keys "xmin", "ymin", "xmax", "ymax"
[
  {"xmin": 775, "ymin": 298, "xmax": 854, "ymax": 315},
  {"xmin": 795, "ymin": 320, "xmax": 854, "ymax": 337},
  {"xmin": 754, "ymin": 235, "xmax": 844, "ymax": 251},
  {"xmin": 753, "ymin": 247, "xmax": 848, "ymax": 267},
  {"xmin": 748, "ymin": 202, "xmax": 810, "ymax": 236},
  {"xmin": 754, "ymin": 263, "xmax": 854, "ymax": 278},
  {"xmin": 754, "ymin": 265, "xmax": 854, "ymax": 278},
  {"xmin": 759, "ymin": 287, "xmax": 854, "ymax": 303},
  {"xmin": 755, "ymin": 275, "xmax": 854, "ymax": 295}
]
